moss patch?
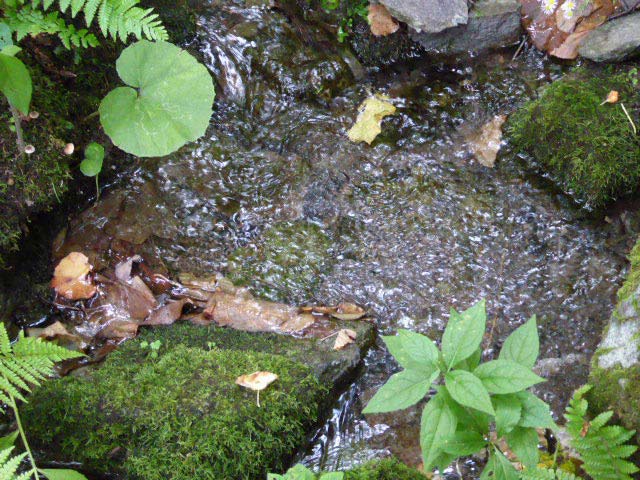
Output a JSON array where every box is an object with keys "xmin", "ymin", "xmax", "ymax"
[
  {"xmin": 617, "ymin": 239, "xmax": 640, "ymax": 304},
  {"xmin": 508, "ymin": 67, "xmax": 640, "ymax": 208},
  {"xmin": 227, "ymin": 221, "xmax": 334, "ymax": 303},
  {"xmin": 23, "ymin": 326, "xmax": 329, "ymax": 480},
  {"xmin": 343, "ymin": 459, "xmax": 426, "ymax": 479}
]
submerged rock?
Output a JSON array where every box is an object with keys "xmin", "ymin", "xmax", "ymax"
[
  {"xmin": 23, "ymin": 322, "xmax": 373, "ymax": 479},
  {"xmin": 589, "ymin": 239, "xmax": 640, "ymax": 443},
  {"xmin": 378, "ymin": 0, "xmax": 468, "ymax": 34},
  {"xmin": 579, "ymin": 12, "xmax": 640, "ymax": 62},
  {"xmin": 410, "ymin": 0, "xmax": 521, "ymax": 55}
]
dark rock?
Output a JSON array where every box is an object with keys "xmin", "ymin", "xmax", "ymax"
[
  {"xmin": 410, "ymin": 0, "xmax": 521, "ymax": 55},
  {"xmin": 378, "ymin": 0, "xmax": 468, "ymax": 33},
  {"xmin": 578, "ymin": 12, "xmax": 640, "ymax": 62}
]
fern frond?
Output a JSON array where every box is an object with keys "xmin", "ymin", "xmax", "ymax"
[
  {"xmin": 0, "ymin": 447, "xmax": 28, "ymax": 480},
  {"xmin": 519, "ymin": 468, "xmax": 580, "ymax": 480},
  {"xmin": 564, "ymin": 385, "xmax": 639, "ymax": 480},
  {"xmin": 0, "ymin": 325, "xmax": 83, "ymax": 404}
]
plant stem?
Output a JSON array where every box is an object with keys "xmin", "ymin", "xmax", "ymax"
[
  {"xmin": 10, "ymin": 395, "xmax": 40, "ymax": 480},
  {"xmin": 9, "ymin": 104, "xmax": 26, "ymax": 157},
  {"xmin": 95, "ymin": 175, "xmax": 100, "ymax": 201}
]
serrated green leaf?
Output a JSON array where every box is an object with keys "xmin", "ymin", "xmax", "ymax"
[
  {"xmin": 453, "ymin": 346, "xmax": 482, "ymax": 371},
  {"xmin": 383, "ymin": 329, "xmax": 439, "ymax": 371},
  {"xmin": 0, "ymin": 53, "xmax": 32, "ymax": 115},
  {"xmin": 517, "ymin": 391, "xmax": 557, "ymax": 430},
  {"xmin": 100, "ymin": 41, "xmax": 215, "ymax": 157},
  {"xmin": 0, "ymin": 431, "xmax": 18, "ymax": 451},
  {"xmin": 442, "ymin": 300, "xmax": 486, "ymax": 369},
  {"xmin": 445, "ymin": 370, "xmax": 495, "ymax": 415},
  {"xmin": 474, "ymin": 360, "xmax": 545, "ymax": 394},
  {"xmin": 421, "ymin": 391, "xmax": 457, "ymax": 471},
  {"xmin": 441, "ymin": 430, "xmax": 487, "ymax": 456},
  {"xmin": 493, "ymin": 394, "xmax": 522, "ymax": 437},
  {"xmin": 40, "ymin": 469, "xmax": 89, "ymax": 480},
  {"xmin": 80, "ymin": 142, "xmax": 104, "ymax": 177},
  {"xmin": 500, "ymin": 316, "xmax": 539, "ymax": 368},
  {"xmin": 0, "ymin": 45, "xmax": 21, "ymax": 57},
  {"xmin": 505, "ymin": 426, "xmax": 539, "ymax": 469},
  {"xmin": 440, "ymin": 387, "xmax": 491, "ymax": 435},
  {"xmin": 492, "ymin": 448, "xmax": 520, "ymax": 480},
  {"xmin": 363, "ymin": 368, "xmax": 438, "ymax": 414}
]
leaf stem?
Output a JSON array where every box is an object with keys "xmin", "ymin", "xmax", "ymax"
[
  {"xmin": 9, "ymin": 103, "xmax": 26, "ymax": 158},
  {"xmin": 95, "ymin": 175, "xmax": 100, "ymax": 201},
  {"xmin": 10, "ymin": 395, "xmax": 40, "ymax": 480}
]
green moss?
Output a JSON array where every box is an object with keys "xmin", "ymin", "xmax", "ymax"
[
  {"xmin": 617, "ymin": 239, "xmax": 640, "ymax": 303},
  {"xmin": 508, "ymin": 68, "xmax": 640, "ymax": 208},
  {"xmin": 343, "ymin": 459, "xmax": 425, "ymax": 479},
  {"xmin": 23, "ymin": 331, "xmax": 327, "ymax": 480},
  {"xmin": 227, "ymin": 221, "xmax": 333, "ymax": 303}
]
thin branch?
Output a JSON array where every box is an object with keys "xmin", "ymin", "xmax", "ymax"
[{"xmin": 8, "ymin": 104, "xmax": 26, "ymax": 157}]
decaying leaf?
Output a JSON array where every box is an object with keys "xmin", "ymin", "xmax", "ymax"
[
  {"xmin": 333, "ymin": 329, "xmax": 357, "ymax": 350},
  {"xmin": 51, "ymin": 252, "xmax": 97, "ymax": 300},
  {"xmin": 347, "ymin": 95, "xmax": 396, "ymax": 145},
  {"xmin": 27, "ymin": 321, "xmax": 85, "ymax": 350},
  {"xmin": 143, "ymin": 299, "xmax": 190, "ymax": 326},
  {"xmin": 467, "ymin": 115, "xmax": 507, "ymax": 168},
  {"xmin": 332, "ymin": 303, "xmax": 366, "ymax": 321},
  {"xmin": 368, "ymin": 4, "xmax": 399, "ymax": 37},
  {"xmin": 601, "ymin": 90, "xmax": 619, "ymax": 105},
  {"xmin": 235, "ymin": 371, "xmax": 279, "ymax": 407}
]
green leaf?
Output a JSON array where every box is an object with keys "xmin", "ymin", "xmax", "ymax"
[
  {"xmin": 445, "ymin": 370, "xmax": 495, "ymax": 415},
  {"xmin": 493, "ymin": 394, "xmax": 522, "ymax": 437},
  {"xmin": 421, "ymin": 391, "xmax": 457, "ymax": 471},
  {"xmin": 320, "ymin": 473, "xmax": 344, "ymax": 480},
  {"xmin": 492, "ymin": 449, "xmax": 520, "ymax": 480},
  {"xmin": 440, "ymin": 387, "xmax": 490, "ymax": 435},
  {"xmin": 80, "ymin": 142, "xmax": 105, "ymax": 177},
  {"xmin": 0, "ymin": 431, "xmax": 18, "ymax": 451},
  {"xmin": 442, "ymin": 300, "xmax": 486, "ymax": 369},
  {"xmin": 500, "ymin": 316, "xmax": 539, "ymax": 369},
  {"xmin": 100, "ymin": 41, "xmax": 215, "ymax": 157},
  {"xmin": 363, "ymin": 368, "xmax": 438, "ymax": 414},
  {"xmin": 505, "ymin": 426, "xmax": 539, "ymax": 469},
  {"xmin": 441, "ymin": 431, "xmax": 487, "ymax": 456},
  {"xmin": 0, "ymin": 23, "xmax": 12, "ymax": 49},
  {"xmin": 383, "ymin": 329, "xmax": 439, "ymax": 371},
  {"xmin": 517, "ymin": 391, "xmax": 557, "ymax": 430},
  {"xmin": 40, "ymin": 469, "xmax": 89, "ymax": 480},
  {"xmin": 0, "ymin": 45, "xmax": 21, "ymax": 57},
  {"xmin": 453, "ymin": 346, "xmax": 482, "ymax": 372},
  {"xmin": 474, "ymin": 360, "xmax": 545, "ymax": 394},
  {"xmin": 0, "ymin": 53, "xmax": 32, "ymax": 114},
  {"xmin": 267, "ymin": 475, "xmax": 285, "ymax": 480},
  {"xmin": 281, "ymin": 464, "xmax": 315, "ymax": 480}
]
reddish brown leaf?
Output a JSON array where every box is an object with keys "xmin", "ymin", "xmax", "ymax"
[{"xmin": 51, "ymin": 252, "xmax": 97, "ymax": 300}]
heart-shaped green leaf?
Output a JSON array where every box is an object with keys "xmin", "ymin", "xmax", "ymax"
[
  {"xmin": 80, "ymin": 142, "xmax": 105, "ymax": 177},
  {"xmin": 99, "ymin": 41, "xmax": 215, "ymax": 157},
  {"xmin": 0, "ymin": 53, "xmax": 31, "ymax": 114}
]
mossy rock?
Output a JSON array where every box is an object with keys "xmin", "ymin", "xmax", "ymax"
[
  {"xmin": 23, "ymin": 322, "xmax": 373, "ymax": 479},
  {"xmin": 507, "ymin": 67, "xmax": 640, "ymax": 208},
  {"xmin": 342, "ymin": 458, "xmax": 425, "ymax": 479},
  {"xmin": 227, "ymin": 221, "xmax": 334, "ymax": 304},
  {"xmin": 588, "ymin": 238, "xmax": 640, "ymax": 443}
]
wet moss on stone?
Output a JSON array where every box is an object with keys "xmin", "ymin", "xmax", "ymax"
[
  {"xmin": 227, "ymin": 221, "xmax": 333, "ymax": 303},
  {"xmin": 508, "ymin": 67, "xmax": 640, "ymax": 208},
  {"xmin": 23, "ymin": 325, "xmax": 327, "ymax": 480},
  {"xmin": 342, "ymin": 458, "xmax": 426, "ymax": 479}
]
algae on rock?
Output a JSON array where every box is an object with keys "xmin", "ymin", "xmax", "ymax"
[
  {"xmin": 508, "ymin": 67, "xmax": 640, "ymax": 208},
  {"xmin": 22, "ymin": 322, "xmax": 373, "ymax": 479}
]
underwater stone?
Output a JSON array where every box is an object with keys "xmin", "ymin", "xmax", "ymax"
[
  {"xmin": 579, "ymin": 12, "xmax": 640, "ymax": 62},
  {"xmin": 378, "ymin": 0, "xmax": 468, "ymax": 34}
]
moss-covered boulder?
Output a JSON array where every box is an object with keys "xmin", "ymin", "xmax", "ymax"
[
  {"xmin": 227, "ymin": 221, "xmax": 334, "ymax": 304},
  {"xmin": 343, "ymin": 459, "xmax": 425, "ymax": 479},
  {"xmin": 508, "ymin": 67, "xmax": 640, "ymax": 208},
  {"xmin": 22, "ymin": 322, "xmax": 373, "ymax": 479},
  {"xmin": 589, "ymin": 238, "xmax": 640, "ymax": 443}
]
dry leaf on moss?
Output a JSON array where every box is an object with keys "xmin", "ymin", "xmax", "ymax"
[
  {"xmin": 235, "ymin": 371, "xmax": 279, "ymax": 407},
  {"xmin": 368, "ymin": 4, "xmax": 399, "ymax": 36},
  {"xmin": 333, "ymin": 329, "xmax": 357, "ymax": 350},
  {"xmin": 51, "ymin": 252, "xmax": 97, "ymax": 300},
  {"xmin": 347, "ymin": 95, "xmax": 396, "ymax": 145},
  {"xmin": 601, "ymin": 90, "xmax": 619, "ymax": 105}
]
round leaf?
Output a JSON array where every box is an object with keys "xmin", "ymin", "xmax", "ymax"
[
  {"xmin": 0, "ymin": 53, "xmax": 32, "ymax": 115},
  {"xmin": 80, "ymin": 142, "xmax": 105, "ymax": 177},
  {"xmin": 99, "ymin": 41, "xmax": 215, "ymax": 157}
]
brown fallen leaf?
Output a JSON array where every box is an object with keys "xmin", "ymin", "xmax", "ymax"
[
  {"xmin": 467, "ymin": 115, "xmax": 507, "ymax": 168},
  {"xmin": 333, "ymin": 328, "xmax": 357, "ymax": 350},
  {"xmin": 51, "ymin": 252, "xmax": 97, "ymax": 300},
  {"xmin": 235, "ymin": 371, "xmax": 278, "ymax": 407},
  {"xmin": 143, "ymin": 299, "xmax": 190, "ymax": 326},
  {"xmin": 368, "ymin": 4, "xmax": 399, "ymax": 37},
  {"xmin": 332, "ymin": 303, "xmax": 367, "ymax": 321},
  {"xmin": 114, "ymin": 255, "xmax": 142, "ymax": 282},
  {"xmin": 28, "ymin": 321, "xmax": 85, "ymax": 350}
]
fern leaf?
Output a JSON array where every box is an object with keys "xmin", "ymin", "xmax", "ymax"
[
  {"xmin": 81, "ymin": 0, "xmax": 100, "ymax": 28},
  {"xmin": 0, "ymin": 447, "xmax": 27, "ymax": 480}
]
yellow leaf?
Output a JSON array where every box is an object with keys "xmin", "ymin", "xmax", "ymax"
[
  {"xmin": 50, "ymin": 252, "xmax": 97, "ymax": 300},
  {"xmin": 347, "ymin": 95, "xmax": 396, "ymax": 145},
  {"xmin": 333, "ymin": 329, "xmax": 357, "ymax": 350}
]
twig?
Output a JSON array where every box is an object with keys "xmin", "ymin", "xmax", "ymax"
[
  {"xmin": 620, "ymin": 103, "xmax": 637, "ymax": 135},
  {"xmin": 512, "ymin": 37, "xmax": 526, "ymax": 62},
  {"xmin": 8, "ymin": 104, "xmax": 25, "ymax": 157}
]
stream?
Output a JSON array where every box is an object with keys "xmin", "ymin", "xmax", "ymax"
[{"xmin": 30, "ymin": 0, "xmax": 638, "ymax": 477}]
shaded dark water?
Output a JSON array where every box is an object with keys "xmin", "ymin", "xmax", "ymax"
[{"xmin": 41, "ymin": 0, "xmax": 636, "ymax": 476}]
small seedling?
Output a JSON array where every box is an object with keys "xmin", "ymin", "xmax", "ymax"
[
  {"xmin": 140, "ymin": 340, "xmax": 162, "ymax": 359},
  {"xmin": 79, "ymin": 142, "xmax": 104, "ymax": 201}
]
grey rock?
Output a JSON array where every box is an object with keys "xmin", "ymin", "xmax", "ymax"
[
  {"xmin": 378, "ymin": 0, "xmax": 468, "ymax": 33},
  {"xmin": 579, "ymin": 12, "xmax": 640, "ymax": 62},
  {"xmin": 410, "ymin": 0, "xmax": 521, "ymax": 55}
]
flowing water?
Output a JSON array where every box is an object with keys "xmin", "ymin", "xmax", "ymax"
[{"xmin": 42, "ymin": 0, "xmax": 638, "ymax": 476}]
